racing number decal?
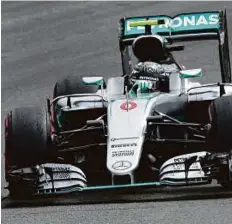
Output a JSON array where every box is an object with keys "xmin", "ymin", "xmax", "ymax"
[{"xmin": 120, "ymin": 101, "xmax": 137, "ymax": 111}]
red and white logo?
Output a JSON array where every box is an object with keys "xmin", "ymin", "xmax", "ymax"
[{"xmin": 120, "ymin": 101, "xmax": 137, "ymax": 111}]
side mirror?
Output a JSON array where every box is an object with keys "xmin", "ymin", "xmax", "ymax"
[
  {"xmin": 107, "ymin": 77, "xmax": 125, "ymax": 97},
  {"xmin": 180, "ymin": 69, "xmax": 202, "ymax": 79},
  {"xmin": 82, "ymin": 77, "xmax": 104, "ymax": 86}
]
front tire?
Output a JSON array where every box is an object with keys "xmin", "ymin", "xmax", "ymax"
[
  {"xmin": 5, "ymin": 106, "xmax": 50, "ymax": 196},
  {"xmin": 208, "ymin": 95, "xmax": 232, "ymax": 188},
  {"xmin": 208, "ymin": 95, "xmax": 232, "ymax": 151}
]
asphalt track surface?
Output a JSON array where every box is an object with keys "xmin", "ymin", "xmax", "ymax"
[{"xmin": 2, "ymin": 1, "xmax": 232, "ymax": 224}]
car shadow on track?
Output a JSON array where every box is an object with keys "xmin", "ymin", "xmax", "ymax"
[{"xmin": 2, "ymin": 185, "xmax": 232, "ymax": 209}]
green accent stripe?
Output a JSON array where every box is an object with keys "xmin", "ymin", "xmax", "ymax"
[
  {"xmin": 180, "ymin": 70, "xmax": 202, "ymax": 79},
  {"xmin": 83, "ymin": 79, "xmax": 104, "ymax": 85},
  {"xmin": 83, "ymin": 182, "xmax": 162, "ymax": 191}
]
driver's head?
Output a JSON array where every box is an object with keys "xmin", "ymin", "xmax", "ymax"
[
  {"xmin": 130, "ymin": 61, "xmax": 169, "ymax": 93},
  {"xmin": 132, "ymin": 35, "xmax": 167, "ymax": 62}
]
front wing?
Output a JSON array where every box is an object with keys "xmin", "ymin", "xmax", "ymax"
[{"xmin": 8, "ymin": 151, "xmax": 230, "ymax": 196}]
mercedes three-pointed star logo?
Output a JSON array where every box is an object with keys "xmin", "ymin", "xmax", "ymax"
[{"xmin": 112, "ymin": 161, "xmax": 132, "ymax": 171}]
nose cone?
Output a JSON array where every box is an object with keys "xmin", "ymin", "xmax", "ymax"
[{"xmin": 106, "ymin": 99, "xmax": 148, "ymax": 175}]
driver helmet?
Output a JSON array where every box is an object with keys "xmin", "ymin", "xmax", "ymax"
[
  {"xmin": 130, "ymin": 61, "xmax": 168, "ymax": 93},
  {"xmin": 132, "ymin": 35, "xmax": 168, "ymax": 62}
]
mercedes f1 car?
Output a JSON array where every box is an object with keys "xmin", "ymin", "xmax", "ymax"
[{"xmin": 5, "ymin": 10, "xmax": 232, "ymax": 197}]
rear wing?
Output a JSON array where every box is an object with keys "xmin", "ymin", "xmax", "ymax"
[{"xmin": 118, "ymin": 10, "xmax": 231, "ymax": 83}]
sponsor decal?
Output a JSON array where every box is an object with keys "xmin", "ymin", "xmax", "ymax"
[
  {"xmin": 173, "ymin": 158, "xmax": 198, "ymax": 170},
  {"xmin": 125, "ymin": 13, "xmax": 219, "ymax": 35},
  {"xmin": 120, "ymin": 101, "xmax": 137, "ymax": 111},
  {"xmin": 48, "ymin": 166, "xmax": 70, "ymax": 172},
  {"xmin": 137, "ymin": 76, "xmax": 158, "ymax": 81},
  {"xmin": 111, "ymin": 137, "xmax": 139, "ymax": 141},
  {"xmin": 173, "ymin": 163, "xmax": 184, "ymax": 171},
  {"xmin": 173, "ymin": 159, "xmax": 184, "ymax": 170},
  {"xmin": 127, "ymin": 14, "xmax": 219, "ymax": 31},
  {"xmin": 111, "ymin": 143, "xmax": 137, "ymax": 148},
  {"xmin": 112, "ymin": 161, "xmax": 132, "ymax": 171},
  {"xmin": 174, "ymin": 158, "xmax": 185, "ymax": 163},
  {"xmin": 112, "ymin": 150, "xmax": 134, "ymax": 157}
]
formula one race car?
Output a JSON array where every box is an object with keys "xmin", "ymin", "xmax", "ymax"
[{"xmin": 5, "ymin": 10, "xmax": 232, "ymax": 197}]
